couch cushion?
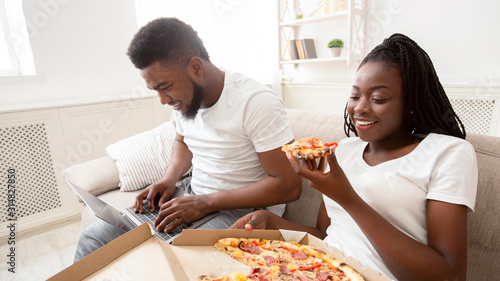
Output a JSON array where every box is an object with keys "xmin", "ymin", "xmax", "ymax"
[
  {"xmin": 286, "ymin": 108, "xmax": 346, "ymax": 143},
  {"xmin": 465, "ymin": 133, "xmax": 500, "ymax": 280},
  {"xmin": 105, "ymin": 120, "xmax": 188, "ymax": 192},
  {"xmin": 62, "ymin": 156, "xmax": 119, "ymax": 197},
  {"xmin": 283, "ymin": 178, "xmax": 322, "ymax": 227}
]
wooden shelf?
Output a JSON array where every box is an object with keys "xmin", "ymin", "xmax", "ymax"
[
  {"xmin": 278, "ymin": 0, "xmax": 366, "ymax": 69},
  {"xmin": 280, "ymin": 57, "xmax": 347, "ymax": 65},
  {"xmin": 279, "ymin": 11, "xmax": 349, "ymax": 27}
]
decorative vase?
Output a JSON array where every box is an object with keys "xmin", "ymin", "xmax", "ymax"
[{"xmin": 330, "ymin": 47, "xmax": 342, "ymax": 57}]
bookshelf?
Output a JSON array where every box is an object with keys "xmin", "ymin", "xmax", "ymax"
[
  {"xmin": 278, "ymin": 0, "xmax": 366, "ymax": 68},
  {"xmin": 280, "ymin": 57, "xmax": 346, "ymax": 65},
  {"xmin": 279, "ymin": 10, "xmax": 349, "ymax": 27}
]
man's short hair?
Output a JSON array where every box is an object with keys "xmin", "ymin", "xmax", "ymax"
[{"xmin": 127, "ymin": 17, "xmax": 210, "ymax": 69}]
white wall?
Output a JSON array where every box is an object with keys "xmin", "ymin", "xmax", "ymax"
[
  {"xmin": 286, "ymin": 0, "xmax": 500, "ymax": 85},
  {"xmin": 136, "ymin": 0, "xmax": 279, "ymax": 92},
  {"xmin": 1, "ymin": 0, "xmax": 279, "ymax": 110},
  {"xmin": 368, "ymin": 0, "xmax": 500, "ymax": 84},
  {"xmin": 282, "ymin": 0, "xmax": 500, "ymax": 136},
  {"xmin": 0, "ymin": 0, "xmax": 147, "ymax": 111},
  {"xmin": 1, "ymin": 0, "xmax": 499, "ymax": 110}
]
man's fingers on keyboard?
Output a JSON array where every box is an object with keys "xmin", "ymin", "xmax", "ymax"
[
  {"xmin": 157, "ymin": 210, "xmax": 186, "ymax": 232},
  {"xmin": 133, "ymin": 200, "xmax": 143, "ymax": 213},
  {"xmin": 155, "ymin": 210, "xmax": 176, "ymax": 230},
  {"xmin": 162, "ymin": 218, "xmax": 185, "ymax": 233},
  {"xmin": 146, "ymin": 197, "xmax": 156, "ymax": 212},
  {"xmin": 158, "ymin": 192, "xmax": 172, "ymax": 207}
]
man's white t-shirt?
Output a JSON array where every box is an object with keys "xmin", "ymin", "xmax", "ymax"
[
  {"xmin": 323, "ymin": 133, "xmax": 478, "ymax": 280},
  {"xmin": 174, "ymin": 70, "xmax": 294, "ymax": 215}
]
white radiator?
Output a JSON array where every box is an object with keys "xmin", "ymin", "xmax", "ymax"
[
  {"xmin": 450, "ymin": 98, "xmax": 497, "ymax": 136},
  {"xmin": 0, "ymin": 109, "xmax": 80, "ymax": 240},
  {"xmin": 1, "ymin": 122, "xmax": 62, "ymax": 223}
]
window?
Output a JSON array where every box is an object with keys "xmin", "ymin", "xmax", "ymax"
[{"xmin": 0, "ymin": 0, "xmax": 36, "ymax": 76}]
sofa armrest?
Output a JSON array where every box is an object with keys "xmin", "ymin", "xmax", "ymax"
[{"xmin": 62, "ymin": 156, "xmax": 120, "ymax": 196}]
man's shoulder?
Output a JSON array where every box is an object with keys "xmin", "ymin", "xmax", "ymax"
[{"xmin": 225, "ymin": 70, "xmax": 275, "ymax": 96}]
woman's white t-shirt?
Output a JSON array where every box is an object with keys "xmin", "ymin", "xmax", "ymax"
[
  {"xmin": 174, "ymin": 70, "xmax": 294, "ymax": 214},
  {"xmin": 323, "ymin": 133, "xmax": 478, "ymax": 280}
]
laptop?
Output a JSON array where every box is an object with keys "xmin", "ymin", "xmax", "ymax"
[{"xmin": 67, "ymin": 180, "xmax": 219, "ymax": 243}]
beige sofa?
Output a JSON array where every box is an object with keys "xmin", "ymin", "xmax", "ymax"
[{"xmin": 63, "ymin": 108, "xmax": 500, "ymax": 280}]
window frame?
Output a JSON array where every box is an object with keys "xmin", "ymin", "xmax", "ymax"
[
  {"xmin": 0, "ymin": 0, "xmax": 20, "ymax": 75},
  {"xmin": 0, "ymin": 0, "xmax": 37, "ymax": 77}
]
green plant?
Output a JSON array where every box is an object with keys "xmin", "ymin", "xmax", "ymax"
[{"xmin": 327, "ymin": 39, "xmax": 344, "ymax": 48}]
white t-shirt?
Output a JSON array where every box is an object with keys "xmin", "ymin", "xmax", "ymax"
[
  {"xmin": 174, "ymin": 70, "xmax": 294, "ymax": 214},
  {"xmin": 323, "ymin": 133, "xmax": 478, "ymax": 280}
]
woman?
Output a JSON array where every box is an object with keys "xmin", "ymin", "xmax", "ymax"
[{"xmin": 231, "ymin": 34, "xmax": 478, "ymax": 281}]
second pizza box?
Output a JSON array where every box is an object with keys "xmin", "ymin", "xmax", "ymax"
[{"xmin": 48, "ymin": 223, "xmax": 392, "ymax": 281}]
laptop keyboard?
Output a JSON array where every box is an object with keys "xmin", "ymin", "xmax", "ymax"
[{"xmin": 124, "ymin": 200, "xmax": 193, "ymax": 243}]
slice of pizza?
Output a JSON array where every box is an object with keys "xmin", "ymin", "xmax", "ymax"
[
  {"xmin": 200, "ymin": 238, "xmax": 365, "ymax": 281},
  {"xmin": 282, "ymin": 137, "xmax": 338, "ymax": 160}
]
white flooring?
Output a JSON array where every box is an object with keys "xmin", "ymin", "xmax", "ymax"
[{"xmin": 0, "ymin": 218, "xmax": 83, "ymax": 281}]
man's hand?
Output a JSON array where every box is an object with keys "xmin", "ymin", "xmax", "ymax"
[
  {"xmin": 154, "ymin": 195, "xmax": 211, "ymax": 233},
  {"xmin": 133, "ymin": 179, "xmax": 176, "ymax": 213}
]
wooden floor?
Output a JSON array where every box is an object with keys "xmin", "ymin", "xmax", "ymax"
[{"xmin": 0, "ymin": 219, "xmax": 83, "ymax": 281}]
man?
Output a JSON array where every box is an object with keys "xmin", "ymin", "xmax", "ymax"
[{"xmin": 73, "ymin": 17, "xmax": 301, "ymax": 261}]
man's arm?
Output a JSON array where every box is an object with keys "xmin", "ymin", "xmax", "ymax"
[
  {"xmin": 205, "ymin": 144, "xmax": 302, "ymax": 210},
  {"xmin": 133, "ymin": 133, "xmax": 193, "ymax": 213},
  {"xmin": 154, "ymin": 143, "xmax": 302, "ymax": 233}
]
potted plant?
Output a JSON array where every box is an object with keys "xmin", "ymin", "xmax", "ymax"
[{"xmin": 327, "ymin": 38, "xmax": 344, "ymax": 57}]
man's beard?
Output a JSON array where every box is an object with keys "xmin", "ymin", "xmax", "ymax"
[{"xmin": 182, "ymin": 80, "xmax": 204, "ymax": 120}]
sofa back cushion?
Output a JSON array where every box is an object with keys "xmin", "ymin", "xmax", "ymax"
[
  {"xmin": 283, "ymin": 109, "xmax": 347, "ymax": 226},
  {"xmin": 465, "ymin": 133, "xmax": 500, "ymax": 280}
]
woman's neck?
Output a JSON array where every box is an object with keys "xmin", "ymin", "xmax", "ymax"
[{"xmin": 363, "ymin": 134, "xmax": 424, "ymax": 166}]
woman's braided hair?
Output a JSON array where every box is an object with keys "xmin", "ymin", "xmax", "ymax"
[{"xmin": 344, "ymin": 33, "xmax": 466, "ymax": 139}]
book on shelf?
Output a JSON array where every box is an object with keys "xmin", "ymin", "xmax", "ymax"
[
  {"xmin": 295, "ymin": 39, "xmax": 306, "ymax": 60},
  {"xmin": 287, "ymin": 39, "xmax": 299, "ymax": 60},
  {"xmin": 302, "ymin": 38, "xmax": 317, "ymax": 59},
  {"xmin": 287, "ymin": 39, "xmax": 317, "ymax": 60}
]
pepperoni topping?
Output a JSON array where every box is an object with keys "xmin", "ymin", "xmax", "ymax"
[
  {"xmin": 291, "ymin": 251, "xmax": 307, "ymax": 260},
  {"xmin": 247, "ymin": 267, "xmax": 270, "ymax": 281},
  {"xmin": 316, "ymin": 272, "xmax": 331, "ymax": 281},
  {"xmin": 263, "ymin": 255, "xmax": 277, "ymax": 266},
  {"xmin": 294, "ymin": 270, "xmax": 308, "ymax": 281},
  {"xmin": 238, "ymin": 241, "xmax": 261, "ymax": 255}
]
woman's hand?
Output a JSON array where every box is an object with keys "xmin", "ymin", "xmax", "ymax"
[
  {"xmin": 286, "ymin": 152, "xmax": 356, "ymax": 206},
  {"xmin": 229, "ymin": 210, "xmax": 275, "ymax": 230}
]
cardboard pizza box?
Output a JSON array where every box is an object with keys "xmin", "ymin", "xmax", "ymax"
[{"xmin": 48, "ymin": 223, "xmax": 391, "ymax": 281}]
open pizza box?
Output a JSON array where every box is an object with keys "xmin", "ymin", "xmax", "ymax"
[{"xmin": 49, "ymin": 223, "xmax": 392, "ymax": 281}]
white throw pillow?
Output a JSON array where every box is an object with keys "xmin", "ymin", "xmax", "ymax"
[{"xmin": 106, "ymin": 120, "xmax": 185, "ymax": 192}]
